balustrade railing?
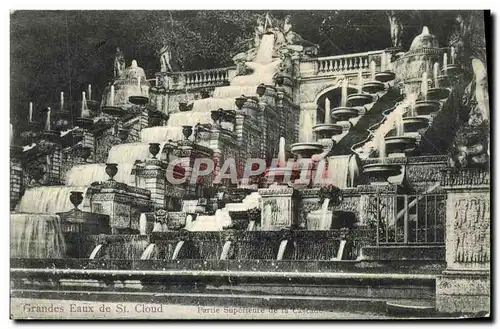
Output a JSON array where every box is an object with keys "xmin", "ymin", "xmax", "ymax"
[
  {"xmin": 370, "ymin": 193, "xmax": 446, "ymax": 245},
  {"xmin": 303, "ymin": 50, "xmax": 385, "ymax": 75},
  {"xmin": 440, "ymin": 168, "xmax": 490, "ymax": 187},
  {"xmin": 160, "ymin": 66, "xmax": 236, "ymax": 90}
]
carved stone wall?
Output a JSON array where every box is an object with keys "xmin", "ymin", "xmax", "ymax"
[{"xmin": 259, "ymin": 186, "xmax": 297, "ymax": 230}]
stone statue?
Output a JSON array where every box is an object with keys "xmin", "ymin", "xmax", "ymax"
[
  {"xmin": 160, "ymin": 44, "xmax": 174, "ymax": 73},
  {"xmin": 114, "ymin": 47, "xmax": 125, "ymax": 79},
  {"xmin": 386, "ymin": 11, "xmax": 404, "ymax": 49}
]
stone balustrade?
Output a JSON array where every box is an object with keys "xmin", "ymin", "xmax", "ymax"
[
  {"xmin": 440, "ymin": 168, "xmax": 490, "ymax": 187},
  {"xmin": 159, "ymin": 66, "xmax": 237, "ymax": 91},
  {"xmin": 300, "ymin": 50, "xmax": 385, "ymax": 78}
]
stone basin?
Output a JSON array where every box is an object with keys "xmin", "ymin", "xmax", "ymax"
[
  {"xmin": 436, "ymin": 75, "xmax": 451, "ymax": 88},
  {"xmin": 413, "ymin": 100, "xmax": 440, "ymax": 116},
  {"xmin": 426, "ymin": 88, "xmax": 450, "ymax": 101},
  {"xmin": 129, "ymin": 96, "xmax": 149, "ymax": 105},
  {"xmin": 374, "ymin": 71, "xmax": 396, "ymax": 83},
  {"xmin": 362, "ymin": 81, "xmax": 385, "ymax": 94},
  {"xmin": 290, "ymin": 142, "xmax": 324, "ymax": 158},
  {"xmin": 346, "ymin": 93, "xmax": 373, "ymax": 107},
  {"xmin": 363, "ymin": 163, "xmax": 402, "ymax": 183},
  {"xmin": 402, "ymin": 116, "xmax": 430, "ymax": 133},
  {"xmin": 40, "ymin": 130, "xmax": 61, "ymax": 143},
  {"xmin": 331, "ymin": 107, "xmax": 359, "ymax": 121},
  {"xmin": 312, "ymin": 123, "xmax": 343, "ymax": 139},
  {"xmin": 441, "ymin": 64, "xmax": 461, "ymax": 77},
  {"xmin": 384, "ymin": 136, "xmax": 417, "ymax": 154},
  {"xmin": 73, "ymin": 117, "xmax": 94, "ymax": 130},
  {"xmin": 102, "ymin": 106, "xmax": 125, "ymax": 117}
]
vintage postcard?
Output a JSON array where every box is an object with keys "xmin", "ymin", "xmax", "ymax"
[{"xmin": 9, "ymin": 10, "xmax": 491, "ymax": 320}]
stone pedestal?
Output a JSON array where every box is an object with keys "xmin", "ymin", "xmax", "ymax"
[
  {"xmin": 135, "ymin": 159, "xmax": 166, "ymax": 209},
  {"xmin": 258, "ymin": 185, "xmax": 297, "ymax": 231},
  {"xmin": 89, "ymin": 181, "xmax": 152, "ymax": 234},
  {"xmin": 436, "ymin": 172, "xmax": 490, "ymax": 315}
]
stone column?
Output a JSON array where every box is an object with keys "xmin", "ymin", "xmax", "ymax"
[
  {"xmin": 436, "ymin": 170, "xmax": 490, "ymax": 314},
  {"xmin": 135, "ymin": 159, "xmax": 166, "ymax": 209},
  {"xmin": 298, "ymin": 102, "xmax": 317, "ymax": 143},
  {"xmin": 259, "ymin": 186, "xmax": 297, "ymax": 230}
]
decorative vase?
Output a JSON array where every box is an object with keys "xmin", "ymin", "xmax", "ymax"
[
  {"xmin": 149, "ymin": 143, "xmax": 160, "ymax": 158},
  {"xmin": 275, "ymin": 75, "xmax": 284, "ymax": 86},
  {"xmin": 179, "ymin": 102, "xmax": 189, "ymax": 112},
  {"xmin": 69, "ymin": 191, "xmax": 84, "ymax": 209},
  {"xmin": 30, "ymin": 166, "xmax": 45, "ymax": 183},
  {"xmin": 211, "ymin": 109, "xmax": 222, "ymax": 125},
  {"xmin": 77, "ymin": 146, "xmax": 92, "ymax": 160},
  {"xmin": 105, "ymin": 163, "xmax": 118, "ymax": 181},
  {"xmin": 182, "ymin": 125, "xmax": 193, "ymax": 139},
  {"xmin": 256, "ymin": 84, "xmax": 267, "ymax": 96},
  {"xmin": 235, "ymin": 96, "xmax": 246, "ymax": 110}
]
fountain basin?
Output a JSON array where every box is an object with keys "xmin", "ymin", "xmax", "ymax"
[
  {"xmin": 426, "ymin": 88, "xmax": 450, "ymax": 101},
  {"xmin": 312, "ymin": 123, "xmax": 343, "ymax": 139},
  {"xmin": 362, "ymin": 81, "xmax": 385, "ymax": 94},
  {"xmin": 74, "ymin": 117, "xmax": 94, "ymax": 130},
  {"xmin": 384, "ymin": 136, "xmax": 417, "ymax": 154},
  {"xmin": 40, "ymin": 130, "xmax": 61, "ymax": 143},
  {"xmin": 402, "ymin": 116, "xmax": 430, "ymax": 133},
  {"xmin": 346, "ymin": 93, "xmax": 373, "ymax": 107},
  {"xmin": 129, "ymin": 96, "xmax": 149, "ymax": 105},
  {"xmin": 331, "ymin": 107, "xmax": 359, "ymax": 121},
  {"xmin": 375, "ymin": 71, "xmax": 396, "ymax": 83},
  {"xmin": 414, "ymin": 100, "xmax": 440, "ymax": 116},
  {"xmin": 102, "ymin": 106, "xmax": 125, "ymax": 117},
  {"xmin": 436, "ymin": 75, "xmax": 451, "ymax": 88},
  {"xmin": 363, "ymin": 163, "xmax": 402, "ymax": 183},
  {"xmin": 290, "ymin": 142, "xmax": 324, "ymax": 158},
  {"xmin": 441, "ymin": 64, "xmax": 461, "ymax": 77},
  {"xmin": 306, "ymin": 210, "xmax": 332, "ymax": 230},
  {"xmin": 86, "ymin": 100, "xmax": 100, "ymax": 111}
]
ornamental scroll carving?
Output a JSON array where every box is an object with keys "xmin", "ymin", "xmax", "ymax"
[{"xmin": 453, "ymin": 197, "xmax": 490, "ymax": 263}]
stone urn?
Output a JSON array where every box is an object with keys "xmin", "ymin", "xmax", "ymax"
[
  {"xmin": 256, "ymin": 83, "xmax": 267, "ymax": 96},
  {"xmin": 235, "ymin": 96, "xmax": 246, "ymax": 110},
  {"xmin": 30, "ymin": 166, "xmax": 45, "ymax": 183},
  {"xmin": 77, "ymin": 146, "xmax": 92, "ymax": 161},
  {"xmin": 179, "ymin": 102, "xmax": 189, "ymax": 112},
  {"xmin": 69, "ymin": 191, "xmax": 84, "ymax": 210},
  {"xmin": 211, "ymin": 109, "xmax": 222, "ymax": 125},
  {"xmin": 105, "ymin": 163, "xmax": 118, "ymax": 181},
  {"xmin": 149, "ymin": 143, "xmax": 160, "ymax": 159},
  {"xmin": 182, "ymin": 125, "xmax": 193, "ymax": 139},
  {"xmin": 200, "ymin": 90, "xmax": 210, "ymax": 99},
  {"xmin": 275, "ymin": 74, "xmax": 284, "ymax": 86}
]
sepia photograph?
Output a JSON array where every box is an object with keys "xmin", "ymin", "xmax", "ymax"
[{"xmin": 8, "ymin": 9, "xmax": 491, "ymax": 320}]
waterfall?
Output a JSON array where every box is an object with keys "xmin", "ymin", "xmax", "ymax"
[
  {"xmin": 276, "ymin": 240, "xmax": 288, "ymax": 260},
  {"xmin": 11, "ymin": 214, "xmax": 66, "ymax": 259},
  {"xmin": 213, "ymin": 86, "xmax": 258, "ymax": 98},
  {"xmin": 171, "ymin": 241, "xmax": 185, "ymax": 260},
  {"xmin": 324, "ymin": 155, "xmax": 352, "ymax": 188},
  {"xmin": 300, "ymin": 112, "xmax": 315, "ymax": 142},
  {"xmin": 320, "ymin": 198, "xmax": 330, "ymax": 231},
  {"xmin": 140, "ymin": 243, "xmax": 156, "ymax": 260},
  {"xmin": 324, "ymin": 98, "xmax": 331, "ymax": 124},
  {"xmin": 433, "ymin": 63, "xmax": 440, "ymax": 88},
  {"xmin": 247, "ymin": 220, "xmax": 256, "ymax": 231},
  {"xmin": 191, "ymin": 98, "xmax": 236, "ymax": 113},
  {"xmin": 348, "ymin": 154, "xmax": 359, "ymax": 187},
  {"xmin": 277, "ymin": 137, "xmax": 286, "ymax": 167},
  {"xmin": 378, "ymin": 134, "xmax": 387, "ymax": 159},
  {"xmin": 331, "ymin": 240, "xmax": 347, "ymax": 261},
  {"xmin": 395, "ymin": 112, "xmax": 404, "ymax": 136},
  {"xmin": 17, "ymin": 186, "xmax": 88, "ymax": 214},
  {"xmin": 341, "ymin": 78, "xmax": 348, "ymax": 107},
  {"xmin": 66, "ymin": 164, "xmax": 135, "ymax": 186},
  {"xmin": 182, "ymin": 200, "xmax": 198, "ymax": 213},
  {"xmin": 220, "ymin": 241, "xmax": 232, "ymax": 260},
  {"xmin": 139, "ymin": 213, "xmax": 147, "ymax": 235},
  {"xmin": 184, "ymin": 214, "xmax": 194, "ymax": 230},
  {"xmin": 89, "ymin": 244, "xmax": 103, "ymax": 259},
  {"xmin": 255, "ymin": 34, "xmax": 275, "ymax": 64},
  {"xmin": 166, "ymin": 112, "xmax": 213, "ymax": 128},
  {"xmin": 421, "ymin": 72, "xmax": 428, "ymax": 99},
  {"xmin": 107, "ymin": 142, "xmax": 154, "ymax": 164}
]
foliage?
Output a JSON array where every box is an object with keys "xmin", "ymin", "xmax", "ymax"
[{"xmin": 318, "ymin": 185, "xmax": 342, "ymax": 206}]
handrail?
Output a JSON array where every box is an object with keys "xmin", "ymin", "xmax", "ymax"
[
  {"xmin": 164, "ymin": 66, "xmax": 236, "ymax": 76},
  {"xmin": 302, "ymin": 50, "xmax": 385, "ymax": 63}
]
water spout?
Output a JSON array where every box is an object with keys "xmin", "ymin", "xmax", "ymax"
[
  {"xmin": 140, "ymin": 243, "xmax": 156, "ymax": 260},
  {"xmin": 247, "ymin": 220, "xmax": 256, "ymax": 231},
  {"xmin": 395, "ymin": 112, "xmax": 404, "ymax": 136},
  {"xmin": 29, "ymin": 102, "xmax": 33, "ymax": 122},
  {"xmin": 378, "ymin": 133, "xmax": 386, "ymax": 159},
  {"xmin": 276, "ymin": 240, "xmax": 288, "ymax": 260},
  {"xmin": 89, "ymin": 244, "xmax": 103, "ymax": 259},
  {"xmin": 357, "ymin": 71, "xmax": 363, "ymax": 93},
  {"xmin": 443, "ymin": 53, "xmax": 448, "ymax": 75},
  {"xmin": 381, "ymin": 53, "xmax": 387, "ymax": 71},
  {"xmin": 433, "ymin": 63, "xmax": 440, "ymax": 88},
  {"xmin": 139, "ymin": 213, "xmax": 147, "ymax": 235},
  {"xmin": 45, "ymin": 107, "xmax": 51, "ymax": 131},
  {"xmin": 110, "ymin": 85, "xmax": 115, "ymax": 106},
  {"xmin": 88, "ymin": 84, "xmax": 92, "ymax": 101},
  {"xmin": 320, "ymin": 198, "xmax": 330, "ymax": 231},
  {"xmin": 421, "ymin": 72, "xmax": 428, "ymax": 100},
  {"xmin": 340, "ymin": 78, "xmax": 348, "ymax": 107},
  {"xmin": 331, "ymin": 240, "xmax": 347, "ymax": 260},
  {"xmin": 278, "ymin": 137, "xmax": 286, "ymax": 167},
  {"xmin": 171, "ymin": 241, "xmax": 185, "ymax": 260},
  {"xmin": 255, "ymin": 33, "xmax": 275, "ymax": 64},
  {"xmin": 324, "ymin": 98, "xmax": 331, "ymax": 124},
  {"xmin": 60, "ymin": 92, "xmax": 64, "ymax": 110},
  {"xmin": 450, "ymin": 46, "xmax": 455, "ymax": 65},
  {"xmin": 370, "ymin": 61, "xmax": 376, "ymax": 80},
  {"xmin": 220, "ymin": 241, "xmax": 232, "ymax": 260}
]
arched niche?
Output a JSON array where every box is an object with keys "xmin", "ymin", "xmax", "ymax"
[{"xmin": 314, "ymin": 85, "xmax": 358, "ymax": 124}]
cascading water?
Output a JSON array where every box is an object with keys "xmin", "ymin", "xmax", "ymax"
[
  {"xmin": 66, "ymin": 163, "xmax": 135, "ymax": 186},
  {"xmin": 324, "ymin": 155, "xmax": 352, "ymax": 189},
  {"xmin": 140, "ymin": 243, "xmax": 156, "ymax": 260},
  {"xmin": 11, "ymin": 214, "xmax": 66, "ymax": 258},
  {"xmin": 320, "ymin": 198, "xmax": 330, "ymax": 231},
  {"xmin": 324, "ymin": 98, "xmax": 331, "ymax": 124},
  {"xmin": 171, "ymin": 240, "xmax": 185, "ymax": 260},
  {"xmin": 276, "ymin": 240, "xmax": 288, "ymax": 260},
  {"xmin": 89, "ymin": 244, "xmax": 103, "ymax": 259},
  {"xmin": 220, "ymin": 241, "xmax": 232, "ymax": 260},
  {"xmin": 107, "ymin": 142, "xmax": 153, "ymax": 164},
  {"xmin": 17, "ymin": 186, "xmax": 88, "ymax": 214},
  {"xmin": 395, "ymin": 112, "xmax": 404, "ymax": 136},
  {"xmin": 299, "ymin": 112, "xmax": 315, "ymax": 142}
]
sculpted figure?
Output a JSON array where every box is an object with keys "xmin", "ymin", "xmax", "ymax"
[
  {"xmin": 386, "ymin": 11, "xmax": 403, "ymax": 48},
  {"xmin": 114, "ymin": 47, "xmax": 126, "ymax": 79}
]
